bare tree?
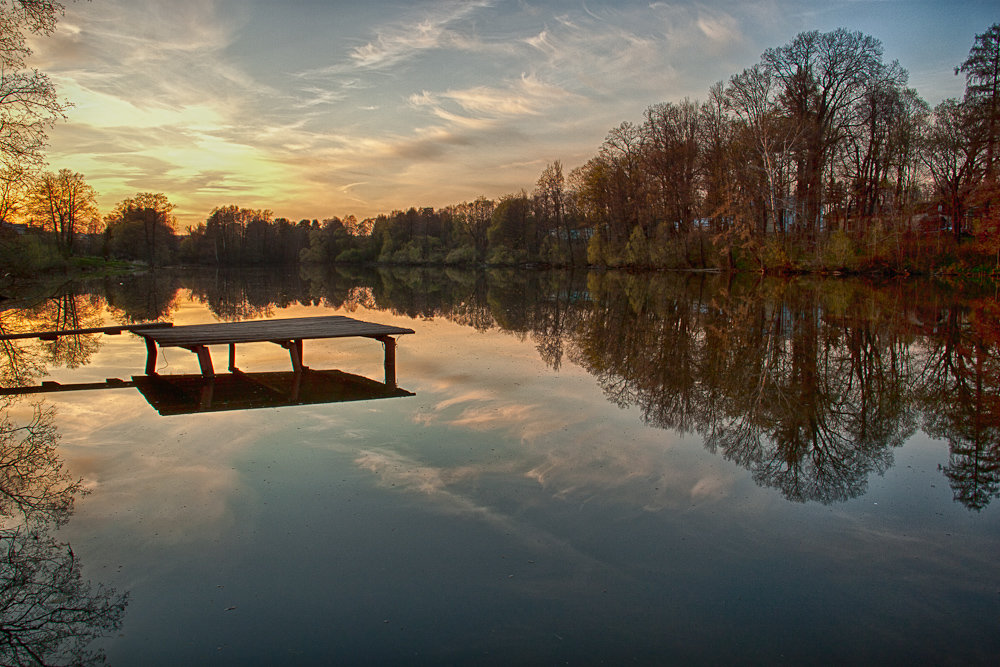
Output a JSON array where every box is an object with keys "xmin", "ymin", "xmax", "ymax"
[
  {"xmin": 0, "ymin": 396, "xmax": 128, "ymax": 666},
  {"xmin": 958, "ymin": 23, "xmax": 1000, "ymax": 185},
  {"xmin": 0, "ymin": 1, "xmax": 68, "ymax": 173},
  {"xmin": 725, "ymin": 64, "xmax": 799, "ymax": 236},
  {"xmin": 641, "ymin": 100, "xmax": 702, "ymax": 235},
  {"xmin": 761, "ymin": 29, "xmax": 899, "ymax": 237},
  {"xmin": 921, "ymin": 99, "xmax": 984, "ymax": 240},
  {"xmin": 535, "ymin": 161, "xmax": 572, "ymax": 262}
]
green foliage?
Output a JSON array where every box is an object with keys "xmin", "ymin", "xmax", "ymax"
[
  {"xmin": 822, "ymin": 230, "xmax": 857, "ymax": 270},
  {"xmin": 106, "ymin": 219, "xmax": 175, "ymax": 266},
  {"xmin": 0, "ymin": 234, "xmax": 65, "ymax": 276},
  {"xmin": 488, "ymin": 195, "xmax": 536, "ymax": 259},
  {"xmin": 586, "ymin": 232, "xmax": 606, "ymax": 266},
  {"xmin": 623, "ymin": 226, "xmax": 650, "ymax": 267},
  {"xmin": 486, "ymin": 246, "xmax": 529, "ymax": 265},
  {"xmin": 760, "ymin": 238, "xmax": 791, "ymax": 272},
  {"xmin": 335, "ymin": 248, "xmax": 366, "ymax": 263},
  {"xmin": 445, "ymin": 245, "xmax": 476, "ymax": 265},
  {"xmin": 540, "ymin": 236, "xmax": 571, "ymax": 266}
]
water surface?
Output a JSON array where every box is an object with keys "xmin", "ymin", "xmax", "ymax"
[{"xmin": 1, "ymin": 268, "xmax": 998, "ymax": 664}]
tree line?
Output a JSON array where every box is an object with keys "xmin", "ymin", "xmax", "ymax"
[{"xmin": 1, "ymin": 4, "xmax": 998, "ymax": 275}]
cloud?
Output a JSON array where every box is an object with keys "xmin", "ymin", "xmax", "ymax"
[
  {"xmin": 38, "ymin": 0, "xmax": 255, "ymax": 112},
  {"xmin": 33, "ymin": 0, "xmax": 774, "ymax": 226},
  {"xmin": 388, "ymin": 127, "xmax": 476, "ymax": 160},
  {"xmin": 347, "ymin": 0, "xmax": 496, "ymax": 70},
  {"xmin": 436, "ymin": 73, "xmax": 584, "ymax": 118},
  {"xmin": 408, "ymin": 91, "xmax": 498, "ymax": 130}
]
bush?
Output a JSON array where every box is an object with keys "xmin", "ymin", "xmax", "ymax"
[
  {"xmin": 444, "ymin": 246, "xmax": 475, "ymax": 265},
  {"xmin": 0, "ymin": 235, "xmax": 66, "ymax": 277},
  {"xmin": 760, "ymin": 238, "xmax": 791, "ymax": 272},
  {"xmin": 623, "ymin": 226, "xmax": 650, "ymax": 267},
  {"xmin": 821, "ymin": 230, "xmax": 856, "ymax": 270},
  {"xmin": 485, "ymin": 246, "xmax": 529, "ymax": 265},
  {"xmin": 334, "ymin": 248, "xmax": 365, "ymax": 263}
]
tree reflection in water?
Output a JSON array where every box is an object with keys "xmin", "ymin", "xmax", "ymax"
[
  {"xmin": 0, "ymin": 290, "xmax": 110, "ymax": 388},
  {"xmin": 0, "ymin": 399, "xmax": 128, "ymax": 666},
  {"xmin": 252, "ymin": 267, "xmax": 996, "ymax": 509},
  {"xmin": 3, "ymin": 267, "xmax": 999, "ymax": 510},
  {"xmin": 916, "ymin": 299, "xmax": 1000, "ymax": 510}
]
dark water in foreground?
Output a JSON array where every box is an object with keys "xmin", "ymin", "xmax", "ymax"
[{"xmin": 1, "ymin": 267, "xmax": 998, "ymax": 665}]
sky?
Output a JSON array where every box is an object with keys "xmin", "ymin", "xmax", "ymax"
[{"xmin": 29, "ymin": 0, "xmax": 1000, "ymax": 230}]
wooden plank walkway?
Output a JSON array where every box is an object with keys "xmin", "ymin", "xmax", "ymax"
[
  {"xmin": 136, "ymin": 315, "xmax": 415, "ymax": 384},
  {"xmin": 0, "ymin": 378, "xmax": 135, "ymax": 395},
  {"xmin": 0, "ymin": 322, "xmax": 172, "ymax": 341}
]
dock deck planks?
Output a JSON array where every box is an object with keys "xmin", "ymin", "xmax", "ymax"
[
  {"xmin": 135, "ymin": 315, "xmax": 415, "ymax": 384},
  {"xmin": 137, "ymin": 315, "xmax": 413, "ymax": 348}
]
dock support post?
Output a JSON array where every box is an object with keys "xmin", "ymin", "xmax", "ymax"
[
  {"xmin": 280, "ymin": 339, "xmax": 304, "ymax": 373},
  {"xmin": 380, "ymin": 336, "xmax": 397, "ymax": 388},
  {"xmin": 228, "ymin": 343, "xmax": 237, "ymax": 371},
  {"xmin": 185, "ymin": 345, "xmax": 215, "ymax": 377},
  {"xmin": 145, "ymin": 339, "xmax": 158, "ymax": 375}
]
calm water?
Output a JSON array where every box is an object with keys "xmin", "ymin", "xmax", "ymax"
[{"xmin": 1, "ymin": 268, "xmax": 998, "ymax": 665}]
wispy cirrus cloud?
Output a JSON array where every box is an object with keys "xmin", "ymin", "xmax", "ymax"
[
  {"xmin": 297, "ymin": 0, "xmax": 500, "ymax": 79},
  {"xmin": 434, "ymin": 73, "xmax": 584, "ymax": 118},
  {"xmin": 38, "ymin": 0, "xmax": 259, "ymax": 110},
  {"xmin": 347, "ymin": 0, "xmax": 496, "ymax": 69}
]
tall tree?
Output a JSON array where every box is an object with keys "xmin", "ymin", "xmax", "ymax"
[
  {"xmin": 25, "ymin": 169, "xmax": 99, "ymax": 255},
  {"xmin": 0, "ymin": 1, "xmax": 68, "ymax": 173},
  {"xmin": 641, "ymin": 100, "xmax": 702, "ymax": 235},
  {"xmin": 725, "ymin": 64, "xmax": 798, "ymax": 236},
  {"xmin": 761, "ymin": 29, "xmax": 901, "ymax": 237},
  {"xmin": 106, "ymin": 192, "xmax": 176, "ymax": 266},
  {"xmin": 921, "ymin": 99, "xmax": 983, "ymax": 240},
  {"xmin": 453, "ymin": 196, "xmax": 494, "ymax": 263},
  {"xmin": 958, "ymin": 23, "xmax": 1000, "ymax": 185},
  {"xmin": 534, "ymin": 161, "xmax": 570, "ymax": 262}
]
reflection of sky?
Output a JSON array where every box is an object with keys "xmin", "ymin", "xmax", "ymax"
[{"xmin": 15, "ymin": 294, "xmax": 1000, "ymax": 663}]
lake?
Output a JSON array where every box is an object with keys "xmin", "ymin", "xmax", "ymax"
[{"xmin": 1, "ymin": 267, "xmax": 998, "ymax": 665}]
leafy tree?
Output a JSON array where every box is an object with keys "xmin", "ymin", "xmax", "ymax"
[
  {"xmin": 487, "ymin": 191, "xmax": 535, "ymax": 263},
  {"xmin": 25, "ymin": 169, "xmax": 99, "ymax": 255},
  {"xmin": 449, "ymin": 198, "xmax": 493, "ymax": 263},
  {"xmin": 299, "ymin": 217, "xmax": 355, "ymax": 264},
  {"xmin": 105, "ymin": 192, "xmax": 176, "ymax": 266}
]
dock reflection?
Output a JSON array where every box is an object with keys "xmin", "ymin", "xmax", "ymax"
[{"xmin": 132, "ymin": 368, "xmax": 414, "ymax": 416}]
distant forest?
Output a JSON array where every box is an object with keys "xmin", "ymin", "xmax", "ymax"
[{"xmin": 3, "ymin": 19, "xmax": 1000, "ymax": 276}]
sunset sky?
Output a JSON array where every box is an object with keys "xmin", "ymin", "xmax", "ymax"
[{"xmin": 32, "ymin": 0, "xmax": 998, "ymax": 229}]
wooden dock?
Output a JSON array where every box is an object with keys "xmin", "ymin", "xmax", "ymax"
[
  {"xmin": 0, "ymin": 322, "xmax": 173, "ymax": 341},
  {"xmin": 136, "ymin": 315, "xmax": 415, "ymax": 385}
]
